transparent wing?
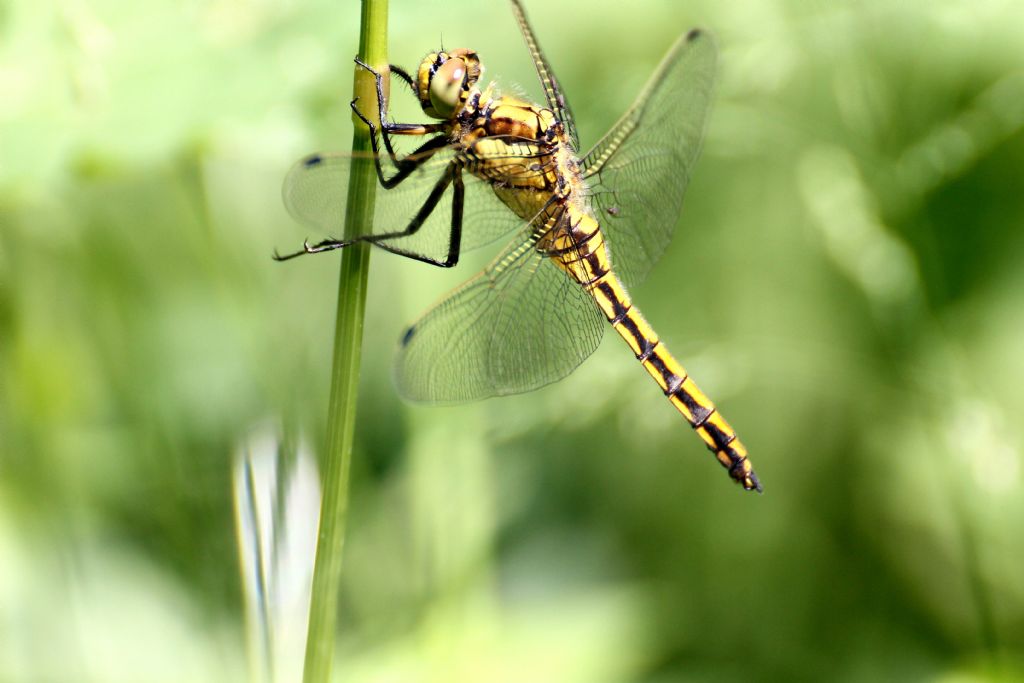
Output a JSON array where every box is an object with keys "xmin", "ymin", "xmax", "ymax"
[
  {"xmin": 281, "ymin": 140, "xmax": 546, "ymax": 261},
  {"xmin": 509, "ymin": 0, "xmax": 578, "ymax": 149},
  {"xmin": 582, "ymin": 30, "xmax": 717, "ymax": 288},
  {"xmin": 395, "ymin": 228, "xmax": 605, "ymax": 402}
]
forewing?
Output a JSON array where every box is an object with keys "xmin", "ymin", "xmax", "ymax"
[
  {"xmin": 281, "ymin": 142, "xmax": 531, "ymax": 261},
  {"xmin": 395, "ymin": 230, "xmax": 605, "ymax": 402},
  {"xmin": 508, "ymin": 0, "xmax": 579, "ymax": 149},
  {"xmin": 582, "ymin": 30, "xmax": 717, "ymax": 288}
]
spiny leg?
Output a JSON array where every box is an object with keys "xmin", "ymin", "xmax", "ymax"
[
  {"xmin": 372, "ymin": 164, "xmax": 464, "ymax": 267},
  {"xmin": 352, "ymin": 58, "xmax": 444, "ymax": 165},
  {"xmin": 276, "ymin": 59, "xmax": 458, "ymax": 264},
  {"xmin": 389, "ymin": 64, "xmax": 415, "ymax": 89},
  {"xmin": 274, "ymin": 133, "xmax": 450, "ymax": 262},
  {"xmin": 346, "ymin": 118, "xmax": 450, "ymax": 189},
  {"xmin": 273, "ymin": 163, "xmax": 465, "ymax": 267}
]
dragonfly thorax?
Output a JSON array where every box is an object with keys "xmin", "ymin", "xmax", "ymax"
[
  {"xmin": 459, "ymin": 96, "xmax": 573, "ymax": 222},
  {"xmin": 416, "ymin": 48, "xmax": 483, "ymax": 119}
]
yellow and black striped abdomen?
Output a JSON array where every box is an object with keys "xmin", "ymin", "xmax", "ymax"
[{"xmin": 586, "ymin": 269, "xmax": 762, "ymax": 492}]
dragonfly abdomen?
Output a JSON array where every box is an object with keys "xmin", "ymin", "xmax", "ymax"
[{"xmin": 587, "ymin": 271, "xmax": 762, "ymax": 492}]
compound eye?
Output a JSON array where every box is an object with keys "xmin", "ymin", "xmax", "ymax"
[{"xmin": 429, "ymin": 58, "xmax": 466, "ymax": 117}]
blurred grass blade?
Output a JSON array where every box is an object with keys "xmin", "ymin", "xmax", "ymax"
[{"xmin": 234, "ymin": 424, "xmax": 321, "ymax": 683}]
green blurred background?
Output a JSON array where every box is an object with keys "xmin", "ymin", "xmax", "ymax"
[{"xmin": 2, "ymin": 0, "xmax": 1023, "ymax": 680}]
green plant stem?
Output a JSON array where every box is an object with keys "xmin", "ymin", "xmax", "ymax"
[{"xmin": 301, "ymin": 1, "xmax": 388, "ymax": 682}]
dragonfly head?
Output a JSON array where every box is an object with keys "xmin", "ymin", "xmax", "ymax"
[{"xmin": 417, "ymin": 48, "xmax": 482, "ymax": 119}]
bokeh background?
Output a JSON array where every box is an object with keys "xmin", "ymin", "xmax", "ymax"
[{"xmin": 2, "ymin": 0, "xmax": 1023, "ymax": 681}]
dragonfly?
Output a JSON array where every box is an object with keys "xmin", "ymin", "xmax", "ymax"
[{"xmin": 276, "ymin": 0, "xmax": 762, "ymax": 492}]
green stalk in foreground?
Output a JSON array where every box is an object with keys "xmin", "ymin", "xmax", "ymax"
[{"xmin": 302, "ymin": 1, "xmax": 388, "ymax": 681}]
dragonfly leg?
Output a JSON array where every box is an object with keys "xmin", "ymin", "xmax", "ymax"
[
  {"xmin": 353, "ymin": 58, "xmax": 443, "ymax": 164},
  {"xmin": 356, "ymin": 164, "xmax": 464, "ymax": 267},
  {"xmin": 389, "ymin": 64, "xmax": 415, "ymax": 89},
  {"xmin": 273, "ymin": 164, "xmax": 465, "ymax": 268},
  {"xmin": 346, "ymin": 112, "xmax": 448, "ymax": 192}
]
